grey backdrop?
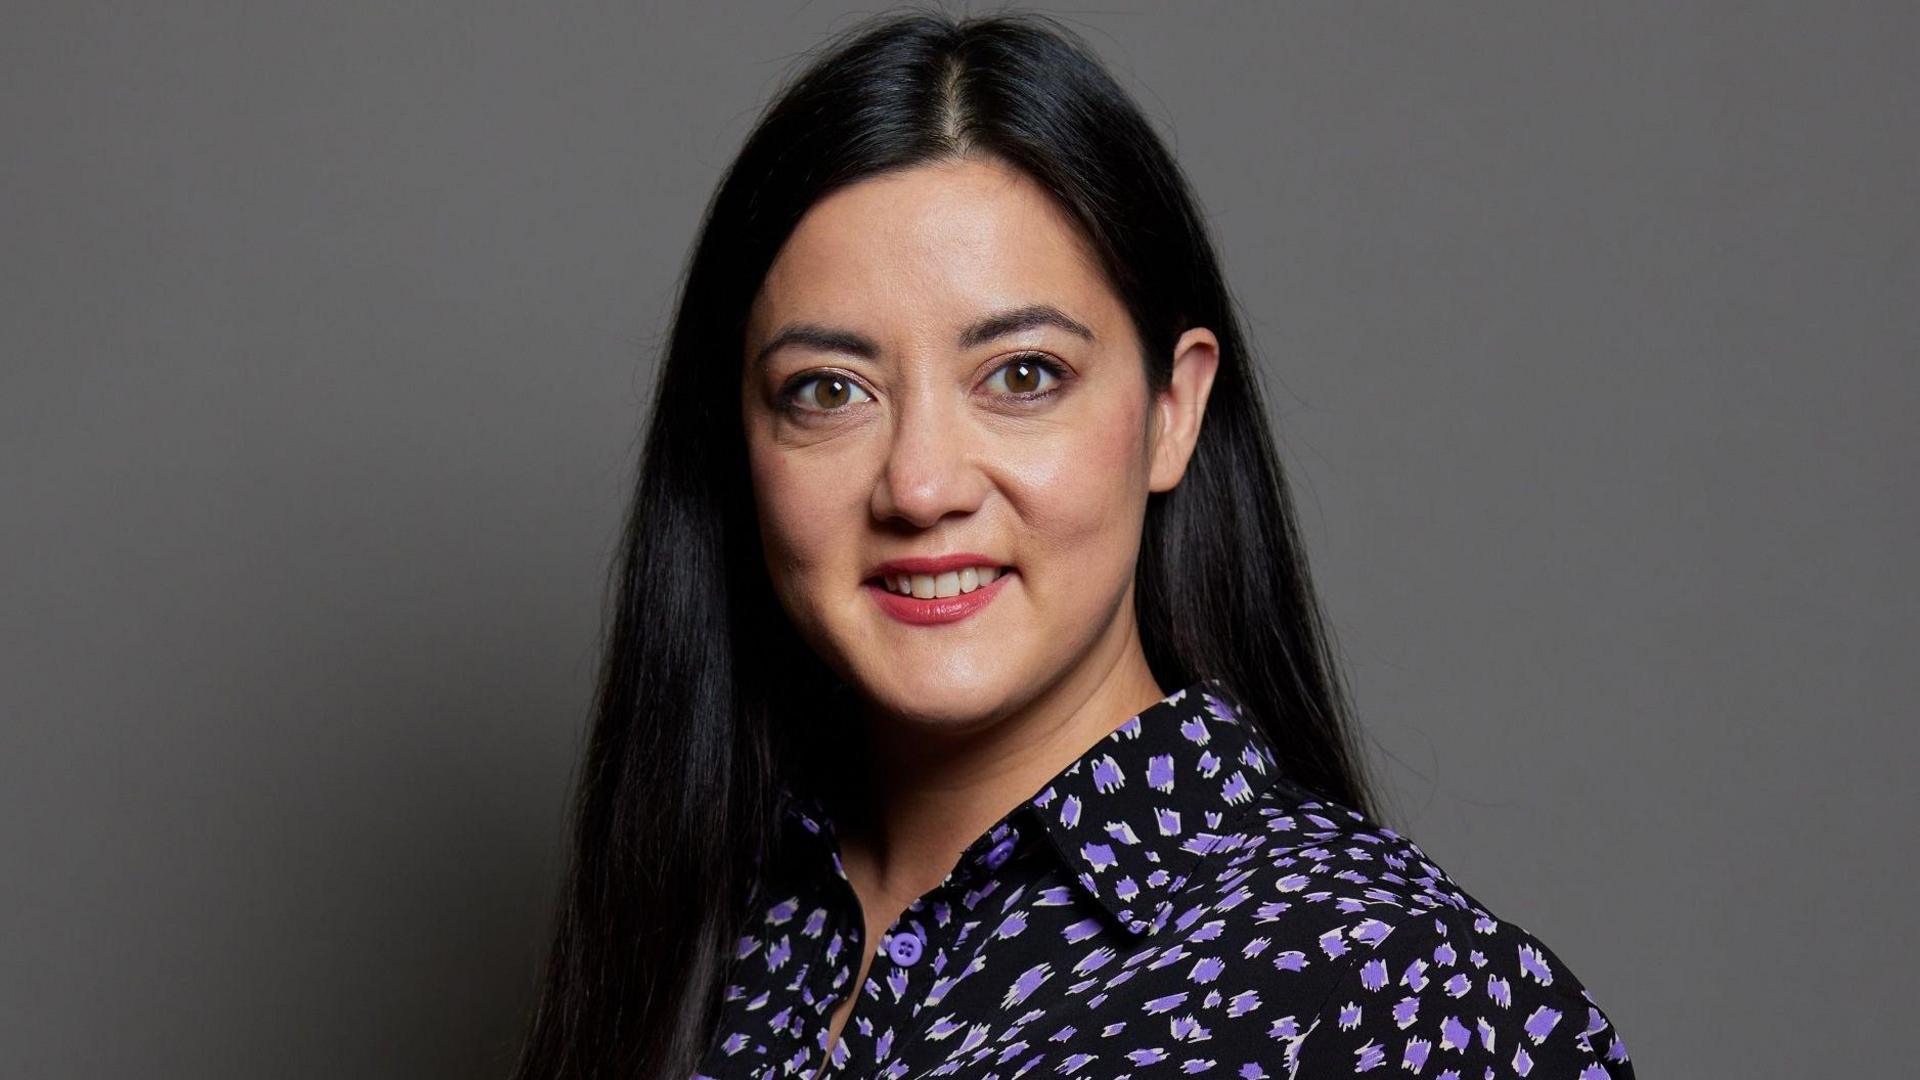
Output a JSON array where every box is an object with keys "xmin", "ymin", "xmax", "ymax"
[{"xmin": 3, "ymin": 2, "xmax": 1913, "ymax": 1076}]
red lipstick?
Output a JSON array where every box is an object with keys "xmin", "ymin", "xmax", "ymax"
[{"xmin": 863, "ymin": 553, "xmax": 1015, "ymax": 627}]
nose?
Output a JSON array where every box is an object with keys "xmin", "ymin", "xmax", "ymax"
[{"xmin": 869, "ymin": 388, "xmax": 986, "ymax": 529}]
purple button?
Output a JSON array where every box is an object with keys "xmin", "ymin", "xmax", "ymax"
[
  {"xmin": 886, "ymin": 931, "xmax": 923, "ymax": 966},
  {"xmin": 982, "ymin": 837, "xmax": 1017, "ymax": 871}
]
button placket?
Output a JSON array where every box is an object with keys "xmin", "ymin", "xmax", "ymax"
[{"xmin": 811, "ymin": 821, "xmax": 1028, "ymax": 1073}]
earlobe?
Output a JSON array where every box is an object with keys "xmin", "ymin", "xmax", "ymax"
[
  {"xmin": 1146, "ymin": 392, "xmax": 1181, "ymax": 494},
  {"xmin": 1145, "ymin": 385, "xmax": 1169, "ymax": 460}
]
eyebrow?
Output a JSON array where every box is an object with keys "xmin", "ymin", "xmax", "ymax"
[{"xmin": 752, "ymin": 303, "xmax": 1096, "ymax": 369}]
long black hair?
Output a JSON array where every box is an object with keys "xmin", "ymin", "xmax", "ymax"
[{"xmin": 509, "ymin": 10, "xmax": 1378, "ymax": 1078}]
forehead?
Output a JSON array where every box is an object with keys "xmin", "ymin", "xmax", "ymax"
[{"xmin": 746, "ymin": 156, "xmax": 1120, "ymax": 351}]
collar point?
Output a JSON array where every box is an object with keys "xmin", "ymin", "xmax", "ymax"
[{"xmin": 1125, "ymin": 898, "xmax": 1177, "ymax": 937}]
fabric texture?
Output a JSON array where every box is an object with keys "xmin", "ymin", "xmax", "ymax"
[{"xmin": 693, "ymin": 678, "xmax": 1635, "ymax": 1079}]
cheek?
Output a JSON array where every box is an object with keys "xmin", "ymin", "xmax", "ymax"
[
  {"xmin": 1006, "ymin": 397, "xmax": 1151, "ymax": 559},
  {"xmin": 748, "ymin": 440, "xmax": 866, "ymax": 589}
]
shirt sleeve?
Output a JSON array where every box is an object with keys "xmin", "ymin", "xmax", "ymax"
[{"xmin": 1291, "ymin": 907, "xmax": 1636, "ymax": 1078}]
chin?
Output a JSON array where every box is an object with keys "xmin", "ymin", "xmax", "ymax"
[{"xmin": 855, "ymin": 665, "xmax": 1021, "ymax": 729}]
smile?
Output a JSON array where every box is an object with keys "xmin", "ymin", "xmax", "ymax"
[
  {"xmin": 863, "ymin": 566, "xmax": 1016, "ymax": 626},
  {"xmin": 874, "ymin": 565, "xmax": 1008, "ymax": 598}
]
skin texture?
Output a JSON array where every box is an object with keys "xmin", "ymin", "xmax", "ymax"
[{"xmin": 739, "ymin": 155, "xmax": 1219, "ymax": 1070}]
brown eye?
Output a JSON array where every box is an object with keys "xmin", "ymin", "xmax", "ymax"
[
  {"xmin": 780, "ymin": 373, "xmax": 874, "ymax": 414},
  {"xmin": 986, "ymin": 353, "xmax": 1066, "ymax": 398},
  {"xmin": 811, "ymin": 377, "xmax": 852, "ymax": 409}
]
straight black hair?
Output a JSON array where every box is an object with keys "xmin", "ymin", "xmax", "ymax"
[{"xmin": 509, "ymin": 9, "xmax": 1378, "ymax": 1078}]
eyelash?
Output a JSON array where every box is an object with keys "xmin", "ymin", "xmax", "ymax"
[{"xmin": 775, "ymin": 352, "xmax": 1071, "ymax": 416}]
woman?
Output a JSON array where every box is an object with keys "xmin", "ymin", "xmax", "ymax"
[{"xmin": 511, "ymin": 11, "xmax": 1635, "ymax": 1080}]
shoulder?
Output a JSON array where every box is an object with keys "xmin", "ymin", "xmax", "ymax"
[
  {"xmin": 1186, "ymin": 787, "xmax": 1637, "ymax": 1077},
  {"xmin": 1193, "ymin": 786, "xmax": 1486, "ymax": 953}
]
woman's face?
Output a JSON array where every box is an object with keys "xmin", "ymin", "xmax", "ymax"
[{"xmin": 741, "ymin": 156, "xmax": 1217, "ymax": 731}]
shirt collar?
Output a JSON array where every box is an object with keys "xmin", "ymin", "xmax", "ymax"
[{"xmin": 775, "ymin": 676, "xmax": 1290, "ymax": 939}]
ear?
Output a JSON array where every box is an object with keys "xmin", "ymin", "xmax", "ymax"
[{"xmin": 1147, "ymin": 328, "xmax": 1221, "ymax": 493}]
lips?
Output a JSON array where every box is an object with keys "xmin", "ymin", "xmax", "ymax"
[{"xmin": 864, "ymin": 567, "xmax": 1015, "ymax": 626}]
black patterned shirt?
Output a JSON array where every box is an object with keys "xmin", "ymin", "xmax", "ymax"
[{"xmin": 693, "ymin": 678, "xmax": 1636, "ymax": 1079}]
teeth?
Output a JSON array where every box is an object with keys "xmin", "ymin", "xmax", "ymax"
[{"xmin": 880, "ymin": 566, "xmax": 1005, "ymax": 598}]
